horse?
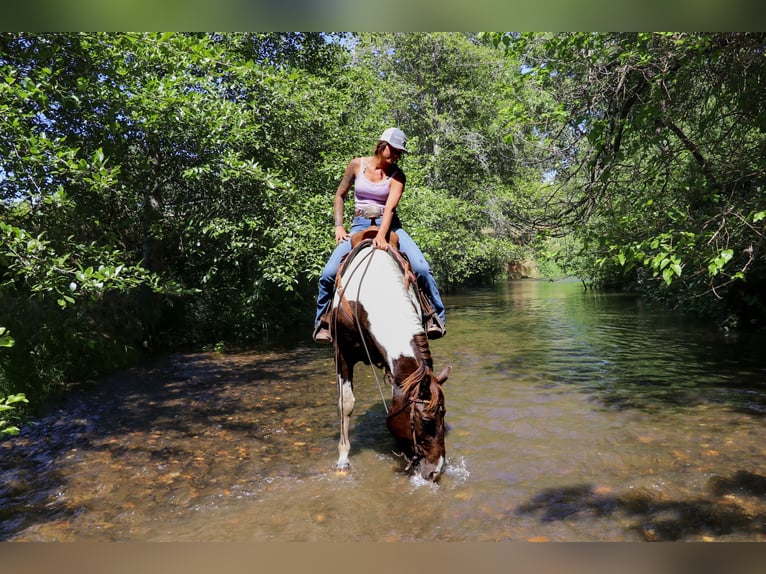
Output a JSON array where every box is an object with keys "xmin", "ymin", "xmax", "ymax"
[{"xmin": 329, "ymin": 234, "xmax": 450, "ymax": 482}]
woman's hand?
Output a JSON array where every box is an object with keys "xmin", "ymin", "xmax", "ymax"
[
  {"xmin": 335, "ymin": 225, "xmax": 349, "ymax": 244},
  {"xmin": 372, "ymin": 232, "xmax": 388, "ymax": 250}
]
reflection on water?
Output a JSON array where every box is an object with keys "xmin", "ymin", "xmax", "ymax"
[{"xmin": 2, "ymin": 280, "xmax": 766, "ymax": 541}]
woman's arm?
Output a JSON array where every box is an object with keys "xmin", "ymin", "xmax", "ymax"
[
  {"xmin": 334, "ymin": 158, "xmax": 359, "ymax": 243},
  {"xmin": 373, "ymin": 171, "xmax": 405, "ymax": 250}
]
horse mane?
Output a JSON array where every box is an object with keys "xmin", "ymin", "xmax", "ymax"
[{"xmin": 398, "ymin": 333, "xmax": 440, "ymax": 415}]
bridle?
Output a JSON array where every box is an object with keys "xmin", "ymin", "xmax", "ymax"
[
  {"xmin": 388, "ymin": 388, "xmax": 446, "ymax": 472},
  {"xmin": 389, "ymin": 396, "xmax": 428, "ymax": 471}
]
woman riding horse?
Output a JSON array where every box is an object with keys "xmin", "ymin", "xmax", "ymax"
[{"xmin": 313, "ymin": 128, "xmax": 446, "ymax": 343}]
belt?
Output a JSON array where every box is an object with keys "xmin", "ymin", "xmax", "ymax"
[{"xmin": 354, "ymin": 206, "xmax": 385, "ymax": 218}]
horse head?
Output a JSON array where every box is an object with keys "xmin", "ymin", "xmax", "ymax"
[{"xmin": 387, "ymin": 364, "xmax": 450, "ymax": 482}]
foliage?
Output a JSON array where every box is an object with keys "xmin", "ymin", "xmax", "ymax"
[
  {"xmin": 495, "ymin": 32, "xmax": 766, "ymax": 327},
  {"xmin": 0, "ymin": 327, "xmax": 12, "ymax": 349},
  {"xmin": 0, "ymin": 327, "xmax": 26, "ymax": 436},
  {"xmin": 0, "ymin": 33, "xmax": 394, "ymax": 409},
  {"xmin": 4, "ymin": 31, "xmax": 766, "ymax": 430},
  {"xmin": 398, "ymin": 186, "xmax": 520, "ymax": 288},
  {"xmin": 0, "ymin": 392, "xmax": 27, "ymax": 436}
]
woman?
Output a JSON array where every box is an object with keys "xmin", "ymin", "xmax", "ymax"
[{"xmin": 313, "ymin": 127, "xmax": 446, "ymax": 343}]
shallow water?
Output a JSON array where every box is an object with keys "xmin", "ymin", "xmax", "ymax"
[{"xmin": 3, "ymin": 280, "xmax": 766, "ymax": 541}]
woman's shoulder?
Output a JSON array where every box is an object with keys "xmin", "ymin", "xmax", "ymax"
[
  {"xmin": 342, "ymin": 156, "xmax": 363, "ymax": 177},
  {"xmin": 348, "ymin": 156, "xmax": 365, "ymax": 171}
]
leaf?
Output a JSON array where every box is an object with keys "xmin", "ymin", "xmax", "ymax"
[
  {"xmin": 4, "ymin": 394, "xmax": 28, "ymax": 406},
  {"xmin": 0, "ymin": 326, "xmax": 14, "ymax": 348}
]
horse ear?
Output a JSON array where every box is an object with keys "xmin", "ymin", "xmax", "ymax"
[{"xmin": 436, "ymin": 366, "xmax": 451, "ymax": 384}]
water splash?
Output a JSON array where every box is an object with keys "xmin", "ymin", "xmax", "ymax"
[
  {"xmin": 444, "ymin": 456, "xmax": 470, "ymax": 482},
  {"xmin": 408, "ymin": 474, "xmax": 439, "ymax": 491}
]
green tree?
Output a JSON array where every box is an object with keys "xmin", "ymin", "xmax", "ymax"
[
  {"xmin": 0, "ymin": 32, "xmax": 353, "ymax": 414},
  {"xmin": 497, "ymin": 32, "xmax": 766, "ymax": 326},
  {"xmin": 0, "ymin": 327, "xmax": 26, "ymax": 436}
]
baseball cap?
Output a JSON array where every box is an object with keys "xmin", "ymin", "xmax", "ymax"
[{"xmin": 379, "ymin": 127, "xmax": 409, "ymax": 152}]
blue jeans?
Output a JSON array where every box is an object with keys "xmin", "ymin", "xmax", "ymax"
[{"xmin": 314, "ymin": 215, "xmax": 446, "ymax": 327}]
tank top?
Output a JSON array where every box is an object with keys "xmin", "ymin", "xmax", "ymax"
[{"xmin": 354, "ymin": 158, "xmax": 398, "ymax": 212}]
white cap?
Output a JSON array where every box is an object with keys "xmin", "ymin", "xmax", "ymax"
[{"xmin": 379, "ymin": 127, "xmax": 409, "ymax": 152}]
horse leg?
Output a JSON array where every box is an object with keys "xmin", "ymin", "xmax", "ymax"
[{"xmin": 335, "ymin": 357, "xmax": 355, "ymax": 471}]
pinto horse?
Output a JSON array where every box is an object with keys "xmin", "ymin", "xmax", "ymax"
[{"xmin": 329, "ymin": 236, "xmax": 449, "ymax": 482}]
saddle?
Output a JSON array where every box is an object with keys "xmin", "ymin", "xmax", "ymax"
[
  {"xmin": 350, "ymin": 226, "xmax": 399, "ymax": 250},
  {"xmin": 340, "ymin": 226, "xmax": 407, "ymax": 285}
]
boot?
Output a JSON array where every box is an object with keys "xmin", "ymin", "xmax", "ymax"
[
  {"xmin": 312, "ymin": 317, "xmax": 332, "ymax": 344},
  {"xmin": 425, "ymin": 312, "xmax": 446, "ymax": 340},
  {"xmin": 418, "ymin": 290, "xmax": 445, "ymax": 339}
]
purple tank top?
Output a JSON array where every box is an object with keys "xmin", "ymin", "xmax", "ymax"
[{"xmin": 354, "ymin": 159, "xmax": 397, "ymax": 211}]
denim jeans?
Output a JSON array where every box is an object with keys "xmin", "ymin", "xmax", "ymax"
[{"xmin": 314, "ymin": 215, "xmax": 446, "ymax": 327}]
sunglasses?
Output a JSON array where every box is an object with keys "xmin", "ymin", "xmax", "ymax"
[{"xmin": 387, "ymin": 144, "xmax": 403, "ymax": 157}]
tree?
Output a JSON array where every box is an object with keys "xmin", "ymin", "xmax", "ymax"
[
  {"xmin": 497, "ymin": 32, "xmax": 766, "ymax": 327},
  {"xmin": 0, "ymin": 32, "xmax": 352, "ymax": 411}
]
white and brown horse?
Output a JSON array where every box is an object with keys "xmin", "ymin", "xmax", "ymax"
[{"xmin": 329, "ymin": 236, "xmax": 449, "ymax": 482}]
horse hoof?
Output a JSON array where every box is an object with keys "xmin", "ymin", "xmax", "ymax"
[{"xmin": 334, "ymin": 463, "xmax": 350, "ymax": 474}]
